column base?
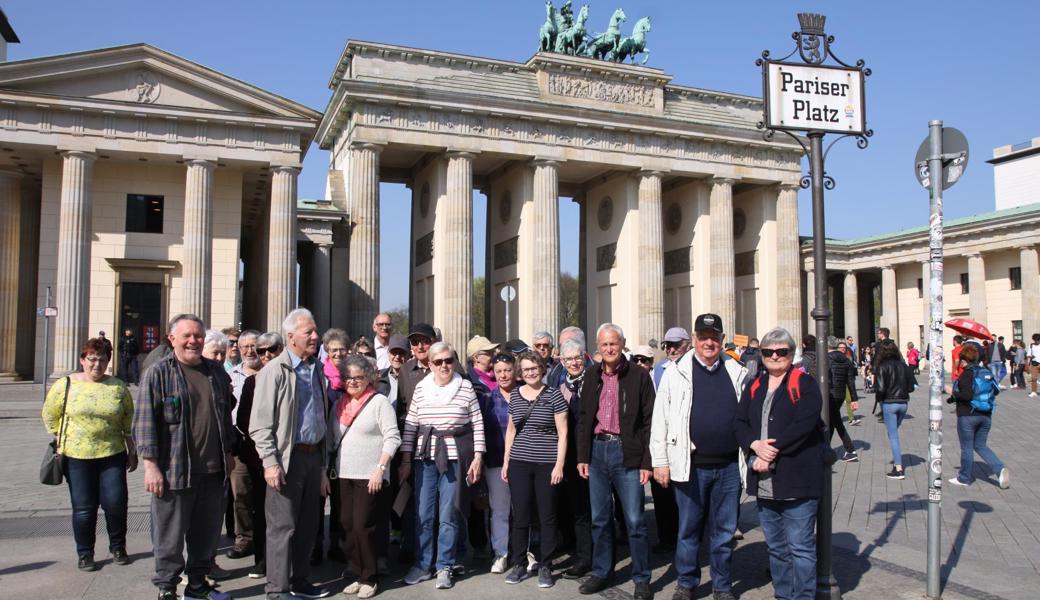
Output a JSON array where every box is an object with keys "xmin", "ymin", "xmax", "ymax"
[{"xmin": 0, "ymin": 372, "xmax": 23, "ymax": 382}]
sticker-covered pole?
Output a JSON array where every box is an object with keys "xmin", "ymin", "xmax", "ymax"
[{"xmin": 926, "ymin": 119, "xmax": 945, "ymax": 600}]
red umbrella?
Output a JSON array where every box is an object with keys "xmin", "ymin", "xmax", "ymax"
[{"xmin": 944, "ymin": 318, "xmax": 994, "ymax": 341}]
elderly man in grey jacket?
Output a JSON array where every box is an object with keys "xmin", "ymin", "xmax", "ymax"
[{"xmin": 250, "ymin": 308, "xmax": 331, "ymax": 600}]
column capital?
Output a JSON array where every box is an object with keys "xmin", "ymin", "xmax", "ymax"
[
  {"xmin": 964, "ymin": 251, "xmax": 982, "ymax": 259},
  {"xmin": 60, "ymin": 150, "xmax": 96, "ymax": 163},
  {"xmin": 638, "ymin": 169, "xmax": 666, "ymax": 178},
  {"xmin": 777, "ymin": 182, "xmax": 801, "ymax": 192},
  {"xmin": 1017, "ymin": 244, "xmax": 1038, "ymax": 252},
  {"xmin": 881, "ymin": 264, "xmax": 896, "ymax": 272},
  {"xmin": 530, "ymin": 156, "xmax": 560, "ymax": 168},
  {"xmin": 184, "ymin": 158, "xmax": 216, "ymax": 170},
  {"xmin": 270, "ymin": 165, "xmax": 301, "ymax": 176},
  {"xmin": 350, "ymin": 141, "xmax": 385, "ymax": 154},
  {"xmin": 710, "ymin": 176, "xmax": 738, "ymax": 187},
  {"xmin": 844, "ymin": 269, "xmax": 857, "ymax": 276},
  {"xmin": 446, "ymin": 149, "xmax": 478, "ymax": 161}
]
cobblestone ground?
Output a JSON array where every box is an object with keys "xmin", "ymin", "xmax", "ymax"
[{"xmin": 1, "ymin": 378, "xmax": 1037, "ymax": 599}]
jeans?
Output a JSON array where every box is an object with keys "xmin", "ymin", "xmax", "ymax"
[
  {"xmin": 65, "ymin": 452, "xmax": 128, "ymax": 558},
  {"xmin": 588, "ymin": 439, "xmax": 650, "ymax": 583},
  {"xmin": 882, "ymin": 402, "xmax": 908, "ymax": 467},
  {"xmin": 415, "ymin": 459, "xmax": 461, "ymax": 571},
  {"xmin": 672, "ymin": 462, "xmax": 740, "ymax": 591},
  {"xmin": 955, "ymin": 415, "xmax": 1005, "ymax": 484},
  {"xmin": 989, "ymin": 363, "xmax": 1006, "ymax": 386},
  {"xmin": 484, "ymin": 467, "xmax": 511, "ymax": 558},
  {"xmin": 758, "ymin": 498, "xmax": 819, "ymax": 600}
]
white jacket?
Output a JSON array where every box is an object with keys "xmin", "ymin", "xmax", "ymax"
[{"xmin": 649, "ymin": 352, "xmax": 748, "ymax": 484}]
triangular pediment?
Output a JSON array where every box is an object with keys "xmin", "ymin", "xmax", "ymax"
[{"xmin": 0, "ymin": 43, "xmax": 320, "ymax": 121}]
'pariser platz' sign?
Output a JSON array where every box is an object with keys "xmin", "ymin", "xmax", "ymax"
[{"xmin": 764, "ymin": 62, "xmax": 865, "ymax": 135}]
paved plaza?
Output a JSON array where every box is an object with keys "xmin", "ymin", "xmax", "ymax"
[{"xmin": 0, "ymin": 376, "xmax": 1037, "ymax": 599}]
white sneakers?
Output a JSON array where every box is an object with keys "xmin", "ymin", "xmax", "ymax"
[
  {"xmin": 999, "ymin": 467, "xmax": 1011, "ymax": 489},
  {"xmin": 1029, "ymin": 392, "xmax": 1038, "ymax": 398},
  {"xmin": 490, "ymin": 555, "xmax": 509, "ymax": 574},
  {"xmin": 947, "ymin": 477, "xmax": 969, "ymax": 487}
]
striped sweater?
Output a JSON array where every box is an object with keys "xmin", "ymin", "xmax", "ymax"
[{"xmin": 401, "ymin": 374, "xmax": 486, "ymax": 460}]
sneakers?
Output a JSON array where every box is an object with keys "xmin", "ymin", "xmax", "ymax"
[
  {"xmin": 562, "ymin": 562, "xmax": 590, "ymax": 579},
  {"xmin": 849, "ymin": 417, "xmax": 862, "ymax": 426},
  {"xmin": 112, "ymin": 547, "xmax": 131, "ymax": 565},
  {"xmin": 403, "ymin": 566, "xmax": 432, "ymax": 585},
  {"xmin": 343, "ymin": 581, "xmax": 361, "ymax": 595},
  {"xmin": 999, "ymin": 467, "xmax": 1011, "ymax": 489},
  {"xmin": 184, "ymin": 584, "xmax": 232, "ymax": 600},
  {"xmin": 841, "ymin": 451, "xmax": 859, "ymax": 462},
  {"xmin": 505, "ymin": 563, "xmax": 529, "ymax": 584},
  {"xmin": 435, "ymin": 568, "xmax": 454, "ymax": 589},
  {"xmin": 247, "ymin": 562, "xmax": 265, "ymax": 579},
  {"xmin": 1029, "ymin": 392, "xmax": 1037, "ymax": 398},
  {"xmin": 77, "ymin": 553, "xmax": 97, "ymax": 572},
  {"xmin": 713, "ymin": 591, "xmax": 737, "ymax": 600},
  {"xmin": 289, "ymin": 581, "xmax": 331, "ymax": 598},
  {"xmin": 671, "ymin": 586, "xmax": 693, "ymax": 600},
  {"xmin": 634, "ymin": 581, "xmax": 653, "ymax": 600},
  {"xmin": 886, "ymin": 467, "xmax": 905, "ymax": 480},
  {"xmin": 538, "ymin": 566, "xmax": 554, "ymax": 588},
  {"xmin": 948, "ymin": 477, "xmax": 969, "ymax": 487},
  {"xmin": 526, "ymin": 551, "xmax": 537, "ymax": 573},
  {"xmin": 579, "ymin": 575, "xmax": 610, "ymax": 595},
  {"xmin": 490, "ymin": 555, "xmax": 509, "ymax": 574},
  {"xmin": 357, "ymin": 583, "xmax": 377, "ymax": 599}
]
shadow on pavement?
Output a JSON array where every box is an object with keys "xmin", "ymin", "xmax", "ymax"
[
  {"xmin": 0, "ymin": 561, "xmax": 56, "ymax": 575},
  {"xmin": 941, "ymin": 500, "xmax": 992, "ymax": 588}
]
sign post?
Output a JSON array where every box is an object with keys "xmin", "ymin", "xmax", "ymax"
[
  {"xmin": 38, "ymin": 286, "xmax": 54, "ymax": 401},
  {"xmin": 500, "ymin": 284, "xmax": 517, "ymax": 340},
  {"xmin": 758, "ymin": 14, "xmax": 872, "ymax": 600},
  {"xmin": 915, "ymin": 121, "xmax": 968, "ymax": 600}
]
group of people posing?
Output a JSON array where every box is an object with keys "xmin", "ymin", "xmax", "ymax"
[{"xmin": 41, "ymin": 308, "xmax": 1022, "ymax": 600}]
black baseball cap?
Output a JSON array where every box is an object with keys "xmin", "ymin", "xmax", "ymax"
[
  {"xmin": 504, "ymin": 338, "xmax": 529, "ymax": 353},
  {"xmin": 408, "ymin": 323, "xmax": 436, "ymax": 341},
  {"xmin": 694, "ymin": 313, "xmax": 724, "ymax": 334}
]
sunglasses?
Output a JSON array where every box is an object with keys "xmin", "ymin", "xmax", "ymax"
[
  {"xmin": 410, "ymin": 337, "xmax": 432, "ymax": 347},
  {"xmin": 760, "ymin": 348, "xmax": 791, "ymax": 358},
  {"xmin": 432, "ymin": 357, "xmax": 455, "ymax": 367},
  {"xmin": 633, "ymin": 356, "xmax": 653, "ymax": 365},
  {"xmin": 663, "ymin": 342, "xmax": 685, "ymax": 350},
  {"xmin": 258, "ymin": 345, "xmax": 281, "ymax": 356},
  {"xmin": 228, "ymin": 339, "xmax": 239, "ymax": 346},
  {"xmin": 492, "ymin": 354, "xmax": 515, "ymax": 365}
]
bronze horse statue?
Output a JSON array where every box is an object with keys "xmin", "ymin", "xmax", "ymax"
[
  {"xmin": 584, "ymin": 8, "xmax": 626, "ymax": 60},
  {"xmin": 610, "ymin": 15, "xmax": 651, "ymax": 64},
  {"xmin": 555, "ymin": 4, "xmax": 590, "ymax": 55}
]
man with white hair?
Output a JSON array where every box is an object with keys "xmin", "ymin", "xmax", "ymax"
[
  {"xmin": 250, "ymin": 308, "xmax": 331, "ymax": 599},
  {"xmin": 372, "ymin": 313, "xmax": 393, "ymax": 370}
]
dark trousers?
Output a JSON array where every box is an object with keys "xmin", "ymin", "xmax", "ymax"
[
  {"xmin": 315, "ymin": 480, "xmax": 344, "ymax": 555},
  {"xmin": 649, "ymin": 478, "xmax": 677, "ymax": 547},
  {"xmin": 560, "ymin": 468, "xmax": 592, "ymax": 567},
  {"xmin": 150, "ymin": 472, "xmax": 225, "ymax": 591},
  {"xmin": 247, "ymin": 465, "xmax": 267, "ymax": 566},
  {"xmin": 120, "ymin": 357, "xmax": 139, "ymax": 384},
  {"xmin": 337, "ymin": 479, "xmax": 379, "ymax": 584},
  {"xmin": 265, "ymin": 448, "xmax": 322, "ymax": 595},
  {"xmin": 229, "ymin": 461, "xmax": 254, "ymax": 549},
  {"xmin": 508, "ymin": 460, "xmax": 557, "ymax": 566},
  {"xmin": 829, "ymin": 396, "xmax": 856, "ymax": 453},
  {"xmin": 65, "ymin": 453, "xmax": 128, "ymax": 558}
]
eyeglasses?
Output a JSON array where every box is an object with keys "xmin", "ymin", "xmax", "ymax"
[
  {"xmin": 520, "ymin": 366, "xmax": 541, "ymax": 374},
  {"xmin": 561, "ymin": 355, "xmax": 583, "ymax": 364},
  {"xmin": 327, "ymin": 346, "xmax": 348, "ymax": 355},
  {"xmin": 389, "ymin": 351, "xmax": 408, "ymax": 360},
  {"xmin": 345, "ymin": 375, "xmax": 368, "ymax": 384},
  {"xmin": 258, "ymin": 346, "xmax": 281, "ymax": 356},
  {"xmin": 663, "ymin": 342, "xmax": 684, "ymax": 350},
  {"xmin": 431, "ymin": 357, "xmax": 455, "ymax": 367},
  {"xmin": 533, "ymin": 343, "xmax": 551, "ymax": 350},
  {"xmin": 228, "ymin": 339, "xmax": 239, "ymax": 346},
  {"xmin": 375, "ymin": 322, "xmax": 392, "ymax": 328},
  {"xmin": 82, "ymin": 355, "xmax": 107, "ymax": 363},
  {"xmin": 760, "ymin": 348, "xmax": 791, "ymax": 358},
  {"xmin": 696, "ymin": 334, "xmax": 722, "ymax": 343}
]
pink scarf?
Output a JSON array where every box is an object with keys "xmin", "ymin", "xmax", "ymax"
[
  {"xmin": 474, "ymin": 366, "xmax": 497, "ymax": 392},
  {"xmin": 324, "ymin": 357, "xmax": 343, "ymax": 391},
  {"xmin": 337, "ymin": 386, "xmax": 376, "ymax": 427}
]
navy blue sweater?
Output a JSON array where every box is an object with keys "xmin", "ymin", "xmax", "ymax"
[{"xmin": 690, "ymin": 359, "xmax": 739, "ymax": 464}]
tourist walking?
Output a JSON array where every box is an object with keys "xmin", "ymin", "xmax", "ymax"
[
  {"xmin": 947, "ymin": 343, "xmax": 1010, "ymax": 489},
  {"xmin": 1010, "ymin": 340, "xmax": 1026, "ymax": 389},
  {"xmin": 826, "ymin": 336, "xmax": 860, "ymax": 462},
  {"xmin": 250, "ymin": 308, "xmax": 332, "ymax": 600},
  {"xmin": 875, "ymin": 339, "xmax": 915, "ymax": 480},
  {"xmin": 43, "ymin": 337, "xmax": 137, "ymax": 571},
  {"xmin": 328, "ymin": 354, "xmax": 400, "ymax": 598},
  {"xmin": 134, "ymin": 314, "xmax": 236, "ymax": 600},
  {"xmin": 575, "ymin": 323, "xmax": 655, "ymax": 600},
  {"xmin": 1027, "ymin": 334, "xmax": 1040, "ymax": 397},
  {"xmin": 735, "ymin": 327, "xmax": 826, "ymax": 600},
  {"xmin": 399, "ymin": 341, "xmax": 486, "ymax": 590},
  {"xmin": 650, "ymin": 313, "xmax": 747, "ymax": 600},
  {"xmin": 481, "ymin": 353, "xmax": 517, "ymax": 574},
  {"xmin": 838, "ymin": 340, "xmax": 862, "ymax": 426},
  {"xmin": 501, "ymin": 351, "xmax": 568, "ymax": 588},
  {"xmin": 906, "ymin": 342, "xmax": 920, "ymax": 375}
]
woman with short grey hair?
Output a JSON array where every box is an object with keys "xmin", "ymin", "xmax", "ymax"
[
  {"xmin": 202, "ymin": 329, "xmax": 228, "ymax": 363},
  {"xmin": 759, "ymin": 327, "xmax": 796, "ymax": 352}
]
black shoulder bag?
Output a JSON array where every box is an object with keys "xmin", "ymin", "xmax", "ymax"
[{"xmin": 40, "ymin": 377, "xmax": 71, "ymax": 485}]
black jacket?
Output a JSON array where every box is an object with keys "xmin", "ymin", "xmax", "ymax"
[
  {"xmin": 875, "ymin": 358, "xmax": 915, "ymax": 403},
  {"xmin": 826, "ymin": 350, "xmax": 858, "ymax": 401},
  {"xmin": 734, "ymin": 369, "xmax": 825, "ymax": 499},
  {"xmin": 576, "ymin": 356, "xmax": 655, "ymax": 470}
]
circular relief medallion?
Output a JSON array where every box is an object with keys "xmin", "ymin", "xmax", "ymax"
[
  {"xmin": 597, "ymin": 196, "xmax": 614, "ymax": 232},
  {"xmin": 419, "ymin": 183, "xmax": 430, "ymax": 219},
  {"xmin": 665, "ymin": 203, "xmax": 682, "ymax": 235},
  {"xmin": 499, "ymin": 191, "xmax": 512, "ymax": 225},
  {"xmin": 733, "ymin": 207, "xmax": 747, "ymax": 239}
]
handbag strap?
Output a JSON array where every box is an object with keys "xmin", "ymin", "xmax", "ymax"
[
  {"xmin": 515, "ymin": 390, "xmax": 541, "ymax": 434},
  {"xmin": 56, "ymin": 376, "xmax": 71, "ymax": 452},
  {"xmin": 330, "ymin": 394, "xmax": 378, "ymax": 458}
]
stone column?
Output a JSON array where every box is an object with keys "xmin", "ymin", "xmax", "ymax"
[
  {"xmin": 709, "ymin": 177, "xmax": 737, "ymax": 330},
  {"xmin": 776, "ymin": 183, "xmax": 802, "ymax": 336},
  {"xmin": 181, "ymin": 159, "xmax": 215, "ymax": 323},
  {"xmin": 439, "ymin": 151, "xmax": 474, "ymax": 353},
  {"xmin": 532, "ymin": 159, "xmax": 561, "ymax": 338},
  {"xmin": 53, "ymin": 151, "xmax": 96, "ymax": 377},
  {"xmin": 0, "ymin": 169, "xmax": 22, "ymax": 380},
  {"xmin": 638, "ymin": 170, "xmax": 664, "ymax": 344},
  {"xmin": 881, "ymin": 265, "xmax": 899, "ymax": 343},
  {"xmin": 1020, "ymin": 246, "xmax": 1040, "ymax": 340},
  {"xmin": 312, "ymin": 243, "xmax": 332, "ymax": 332},
  {"xmin": 843, "ymin": 271, "xmax": 858, "ymax": 345},
  {"xmin": 348, "ymin": 142, "xmax": 382, "ymax": 336},
  {"xmin": 267, "ymin": 166, "xmax": 299, "ymax": 330},
  {"xmin": 966, "ymin": 252, "xmax": 987, "ymax": 324}
]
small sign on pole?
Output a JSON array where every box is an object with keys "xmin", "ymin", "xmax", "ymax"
[{"xmin": 500, "ymin": 284, "xmax": 517, "ymax": 340}]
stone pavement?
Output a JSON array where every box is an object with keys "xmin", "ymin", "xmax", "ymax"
[{"xmin": 0, "ymin": 377, "xmax": 1037, "ymax": 599}]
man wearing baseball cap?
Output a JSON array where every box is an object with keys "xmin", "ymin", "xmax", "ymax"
[
  {"xmin": 649, "ymin": 313, "xmax": 748, "ymax": 600},
  {"xmin": 653, "ymin": 327, "xmax": 691, "ymax": 388}
]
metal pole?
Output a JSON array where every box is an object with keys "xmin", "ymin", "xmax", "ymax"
[
  {"xmin": 42, "ymin": 286, "xmax": 51, "ymax": 402},
  {"xmin": 810, "ymin": 131, "xmax": 840, "ymax": 600},
  {"xmin": 505, "ymin": 291, "xmax": 511, "ymax": 341},
  {"xmin": 925, "ymin": 119, "xmax": 945, "ymax": 600}
]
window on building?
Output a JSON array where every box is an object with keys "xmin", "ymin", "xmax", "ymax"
[
  {"xmin": 1010, "ymin": 267, "xmax": 1022, "ymax": 290},
  {"xmin": 1013, "ymin": 320, "xmax": 1023, "ymax": 342},
  {"xmin": 960, "ymin": 273, "xmax": 969, "ymax": 294},
  {"xmin": 917, "ymin": 278, "xmax": 923, "ymax": 298},
  {"xmin": 126, "ymin": 194, "xmax": 164, "ymax": 234}
]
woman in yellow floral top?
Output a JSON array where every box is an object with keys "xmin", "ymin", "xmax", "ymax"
[{"xmin": 42, "ymin": 337, "xmax": 137, "ymax": 572}]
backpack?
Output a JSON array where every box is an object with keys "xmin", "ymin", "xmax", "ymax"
[
  {"xmin": 749, "ymin": 369, "xmax": 804, "ymax": 404},
  {"xmin": 954, "ymin": 365, "xmax": 998, "ymax": 413}
]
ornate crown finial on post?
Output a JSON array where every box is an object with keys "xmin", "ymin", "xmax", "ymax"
[{"xmin": 797, "ymin": 13, "xmax": 826, "ymax": 36}]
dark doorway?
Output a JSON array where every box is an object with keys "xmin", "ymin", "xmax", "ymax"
[{"xmin": 120, "ymin": 282, "xmax": 163, "ymax": 355}]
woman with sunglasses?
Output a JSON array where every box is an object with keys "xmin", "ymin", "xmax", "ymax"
[
  {"xmin": 399, "ymin": 342, "xmax": 486, "ymax": 590},
  {"xmin": 734, "ymin": 327, "xmax": 825, "ymax": 600},
  {"xmin": 501, "ymin": 351, "xmax": 569, "ymax": 588},
  {"xmin": 480, "ymin": 353, "xmax": 517, "ymax": 574},
  {"xmin": 235, "ymin": 331, "xmax": 283, "ymax": 579}
]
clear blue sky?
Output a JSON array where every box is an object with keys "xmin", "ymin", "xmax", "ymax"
[{"xmin": 8, "ymin": 1, "xmax": 1040, "ymax": 309}]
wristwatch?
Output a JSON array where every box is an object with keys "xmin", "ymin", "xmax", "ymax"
[{"xmin": 377, "ymin": 463, "xmax": 387, "ymax": 472}]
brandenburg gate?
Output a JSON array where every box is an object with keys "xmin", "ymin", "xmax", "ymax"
[{"xmin": 317, "ymin": 39, "xmax": 804, "ymax": 352}]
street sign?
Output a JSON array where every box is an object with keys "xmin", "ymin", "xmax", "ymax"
[
  {"xmin": 38, "ymin": 306, "xmax": 57, "ymax": 317},
  {"xmin": 499, "ymin": 285, "xmax": 516, "ymax": 302},
  {"xmin": 914, "ymin": 127, "xmax": 969, "ymax": 190},
  {"xmin": 764, "ymin": 61, "xmax": 866, "ymax": 135}
]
